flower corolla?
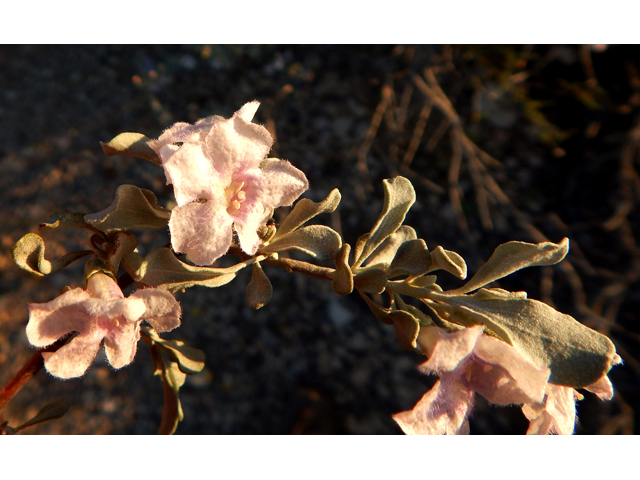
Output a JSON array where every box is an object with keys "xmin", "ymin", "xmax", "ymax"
[
  {"xmin": 26, "ymin": 273, "xmax": 181, "ymax": 379},
  {"xmin": 393, "ymin": 325, "xmax": 619, "ymax": 435},
  {"xmin": 149, "ymin": 101, "xmax": 309, "ymax": 266}
]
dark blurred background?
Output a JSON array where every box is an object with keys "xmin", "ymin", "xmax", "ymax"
[{"xmin": 1, "ymin": 45, "xmax": 638, "ymax": 434}]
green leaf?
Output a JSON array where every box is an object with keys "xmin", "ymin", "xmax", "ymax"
[
  {"xmin": 13, "ymin": 399, "xmax": 70, "ymax": 433},
  {"xmin": 157, "ymin": 351, "xmax": 186, "ymax": 435},
  {"xmin": 246, "ymin": 262, "xmax": 273, "ymax": 309},
  {"xmin": 353, "ymin": 176, "xmax": 416, "ymax": 268},
  {"xmin": 331, "ymin": 243, "xmax": 354, "ymax": 295},
  {"xmin": 84, "ymin": 184, "xmax": 170, "ymax": 233},
  {"xmin": 39, "ymin": 210, "xmax": 107, "ymax": 237},
  {"xmin": 12, "ymin": 233, "xmax": 92, "ymax": 276},
  {"xmin": 427, "ymin": 246, "xmax": 467, "ymax": 279},
  {"xmin": 428, "ymin": 289, "xmax": 617, "ymax": 387},
  {"xmin": 359, "ymin": 291, "xmax": 393, "ymax": 325},
  {"xmin": 138, "ymin": 247, "xmax": 248, "ymax": 292},
  {"xmin": 101, "ymin": 132, "xmax": 161, "ymax": 165},
  {"xmin": 353, "ymin": 267, "xmax": 388, "ymax": 294},
  {"xmin": 260, "ymin": 225, "xmax": 342, "ymax": 260},
  {"xmin": 106, "ymin": 232, "xmax": 138, "ymax": 273},
  {"xmin": 363, "ymin": 225, "xmax": 417, "ymax": 270},
  {"xmin": 448, "ymin": 238, "xmax": 569, "ymax": 294},
  {"xmin": 389, "ymin": 309, "xmax": 421, "ymax": 351},
  {"xmin": 272, "ymin": 189, "xmax": 341, "ymax": 240},
  {"xmin": 145, "ymin": 328, "xmax": 206, "ymax": 376},
  {"xmin": 388, "ymin": 239, "xmax": 431, "ymax": 278}
]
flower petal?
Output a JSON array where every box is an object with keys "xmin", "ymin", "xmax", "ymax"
[
  {"xmin": 523, "ymin": 384, "xmax": 577, "ymax": 435},
  {"xmin": 393, "ymin": 376, "xmax": 474, "ymax": 435},
  {"xmin": 103, "ymin": 319, "xmax": 140, "ymax": 369},
  {"xmin": 471, "ymin": 335, "xmax": 550, "ymax": 404},
  {"xmin": 130, "ymin": 288, "xmax": 182, "ymax": 332},
  {"xmin": 26, "ymin": 288, "xmax": 93, "ymax": 347},
  {"xmin": 169, "ymin": 201, "xmax": 234, "ymax": 265},
  {"xmin": 162, "ymin": 142, "xmax": 222, "ymax": 205},
  {"xmin": 416, "ymin": 325, "xmax": 483, "ymax": 374},
  {"xmin": 41, "ymin": 329, "xmax": 103, "ymax": 379},
  {"xmin": 203, "ymin": 104, "xmax": 273, "ymax": 174}
]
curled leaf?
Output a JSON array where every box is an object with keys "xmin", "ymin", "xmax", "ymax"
[
  {"xmin": 101, "ymin": 132, "xmax": 161, "ymax": 165},
  {"xmin": 428, "ymin": 246, "xmax": 467, "ymax": 279},
  {"xmin": 246, "ymin": 262, "xmax": 273, "ymax": 309},
  {"xmin": 84, "ymin": 184, "xmax": 170, "ymax": 233},
  {"xmin": 353, "ymin": 176, "xmax": 416, "ymax": 268},
  {"xmin": 332, "ymin": 243, "xmax": 354, "ymax": 295},
  {"xmin": 260, "ymin": 225, "xmax": 342, "ymax": 260},
  {"xmin": 138, "ymin": 247, "xmax": 248, "ymax": 292},
  {"xmin": 449, "ymin": 238, "xmax": 569, "ymax": 295},
  {"xmin": 12, "ymin": 233, "xmax": 92, "ymax": 276},
  {"xmin": 107, "ymin": 232, "xmax": 138, "ymax": 273},
  {"xmin": 273, "ymin": 189, "xmax": 341, "ymax": 240}
]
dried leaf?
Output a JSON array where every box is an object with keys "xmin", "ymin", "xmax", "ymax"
[
  {"xmin": 84, "ymin": 184, "xmax": 170, "ymax": 233},
  {"xmin": 449, "ymin": 238, "xmax": 569, "ymax": 294},
  {"xmin": 331, "ymin": 243, "xmax": 354, "ymax": 295},
  {"xmin": 272, "ymin": 189, "xmax": 341, "ymax": 240},
  {"xmin": 428, "ymin": 290, "xmax": 617, "ymax": 387},
  {"xmin": 138, "ymin": 247, "xmax": 246, "ymax": 292},
  {"xmin": 428, "ymin": 246, "xmax": 467, "ymax": 279},
  {"xmin": 12, "ymin": 233, "xmax": 92, "ymax": 276},
  {"xmin": 353, "ymin": 176, "xmax": 416, "ymax": 268},
  {"xmin": 246, "ymin": 262, "xmax": 273, "ymax": 309},
  {"xmin": 101, "ymin": 132, "xmax": 161, "ymax": 165},
  {"xmin": 260, "ymin": 225, "xmax": 342, "ymax": 260}
]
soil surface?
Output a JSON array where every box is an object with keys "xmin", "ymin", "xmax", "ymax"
[{"xmin": 1, "ymin": 45, "xmax": 639, "ymax": 434}]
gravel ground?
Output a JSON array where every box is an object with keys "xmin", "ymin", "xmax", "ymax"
[{"xmin": 1, "ymin": 45, "xmax": 639, "ymax": 434}]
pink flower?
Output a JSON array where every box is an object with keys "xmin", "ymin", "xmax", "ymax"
[
  {"xmin": 149, "ymin": 101, "xmax": 309, "ymax": 266},
  {"xmin": 26, "ymin": 273, "xmax": 181, "ymax": 379},
  {"xmin": 393, "ymin": 325, "xmax": 551, "ymax": 435}
]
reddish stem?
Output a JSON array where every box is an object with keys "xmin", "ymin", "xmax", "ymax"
[{"xmin": 0, "ymin": 339, "xmax": 68, "ymax": 412}]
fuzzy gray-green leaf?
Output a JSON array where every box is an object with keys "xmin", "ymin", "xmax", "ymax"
[
  {"xmin": 84, "ymin": 184, "xmax": 170, "ymax": 233},
  {"xmin": 427, "ymin": 246, "xmax": 467, "ymax": 279},
  {"xmin": 260, "ymin": 225, "xmax": 342, "ymax": 260},
  {"xmin": 449, "ymin": 238, "xmax": 569, "ymax": 294},
  {"xmin": 246, "ymin": 262, "xmax": 273, "ymax": 309},
  {"xmin": 389, "ymin": 309, "xmax": 421, "ymax": 351},
  {"xmin": 354, "ymin": 268, "xmax": 388, "ymax": 294},
  {"xmin": 428, "ymin": 290, "xmax": 617, "ymax": 387},
  {"xmin": 101, "ymin": 132, "xmax": 161, "ymax": 165},
  {"xmin": 354, "ymin": 176, "xmax": 416, "ymax": 268},
  {"xmin": 332, "ymin": 243, "xmax": 354, "ymax": 295},
  {"xmin": 273, "ymin": 189, "xmax": 341, "ymax": 240},
  {"xmin": 364, "ymin": 225, "xmax": 417, "ymax": 270},
  {"xmin": 12, "ymin": 233, "xmax": 92, "ymax": 276},
  {"xmin": 388, "ymin": 239, "xmax": 431, "ymax": 278},
  {"xmin": 138, "ymin": 247, "xmax": 247, "ymax": 292}
]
